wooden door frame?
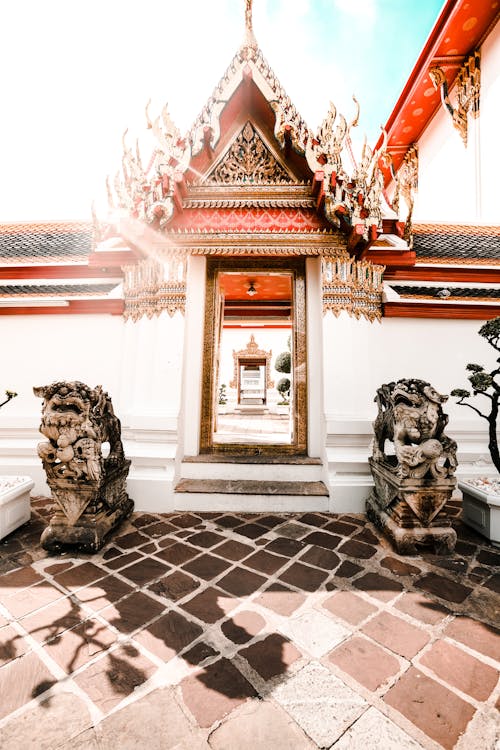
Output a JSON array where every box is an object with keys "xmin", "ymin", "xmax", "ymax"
[{"xmin": 199, "ymin": 256, "xmax": 307, "ymax": 455}]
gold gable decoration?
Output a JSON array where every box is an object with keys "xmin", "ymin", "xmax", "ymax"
[
  {"xmin": 322, "ymin": 254, "xmax": 385, "ymax": 322},
  {"xmin": 123, "ymin": 257, "xmax": 186, "ymax": 322},
  {"xmin": 206, "ymin": 122, "xmax": 295, "ymax": 185},
  {"xmin": 230, "ymin": 334, "xmax": 274, "ymax": 389}
]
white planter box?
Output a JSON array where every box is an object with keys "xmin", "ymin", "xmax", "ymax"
[
  {"xmin": 459, "ymin": 479, "xmax": 500, "ymax": 546},
  {"xmin": 0, "ymin": 476, "xmax": 34, "ymax": 541}
]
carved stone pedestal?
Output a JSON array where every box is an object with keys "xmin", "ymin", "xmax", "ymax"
[
  {"xmin": 34, "ymin": 381, "xmax": 134, "ymax": 554},
  {"xmin": 41, "ymin": 462, "xmax": 134, "ymax": 553},
  {"xmin": 367, "ymin": 458, "xmax": 456, "ymax": 554}
]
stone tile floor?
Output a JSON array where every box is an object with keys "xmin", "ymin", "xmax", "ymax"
[{"xmin": 0, "ymin": 496, "xmax": 499, "ymax": 749}]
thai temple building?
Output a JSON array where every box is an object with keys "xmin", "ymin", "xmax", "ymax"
[{"xmin": 1, "ymin": 0, "xmax": 499, "ymax": 514}]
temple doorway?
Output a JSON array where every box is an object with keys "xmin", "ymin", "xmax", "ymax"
[{"xmin": 200, "ymin": 257, "xmax": 307, "ymax": 454}]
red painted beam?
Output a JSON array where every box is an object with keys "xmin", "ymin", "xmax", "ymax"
[
  {"xmin": 0, "ymin": 265, "xmax": 123, "ymax": 280},
  {"xmin": 0, "ymin": 300, "xmax": 124, "ymax": 316},
  {"xmin": 383, "ymin": 301, "xmax": 499, "ymax": 320},
  {"xmin": 362, "ymin": 249, "xmax": 416, "ymax": 267}
]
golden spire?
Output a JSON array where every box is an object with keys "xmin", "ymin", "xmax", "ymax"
[{"xmin": 243, "ymin": 0, "xmax": 257, "ymax": 51}]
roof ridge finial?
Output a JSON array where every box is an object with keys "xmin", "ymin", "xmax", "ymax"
[{"xmin": 242, "ymin": 0, "xmax": 258, "ymax": 53}]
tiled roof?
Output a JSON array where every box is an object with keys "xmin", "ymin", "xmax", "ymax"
[
  {"xmin": 413, "ymin": 224, "xmax": 500, "ymax": 263},
  {"xmin": 392, "ymin": 285, "xmax": 500, "ymax": 300},
  {"xmin": 0, "ymin": 283, "xmax": 117, "ymax": 298},
  {"xmin": 0, "ymin": 221, "xmax": 92, "ymax": 264}
]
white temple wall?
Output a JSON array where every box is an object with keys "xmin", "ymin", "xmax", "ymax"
[
  {"xmin": 414, "ymin": 19, "xmax": 500, "ymax": 223},
  {"xmin": 323, "ymin": 313, "xmax": 498, "ymax": 511}
]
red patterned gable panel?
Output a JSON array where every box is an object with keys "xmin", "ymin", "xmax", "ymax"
[{"xmin": 167, "ymin": 208, "xmax": 330, "ymax": 233}]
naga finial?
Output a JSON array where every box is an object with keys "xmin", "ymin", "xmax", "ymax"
[
  {"xmin": 242, "ymin": 0, "xmax": 257, "ymax": 52},
  {"xmin": 245, "ymin": 0, "xmax": 253, "ymax": 32}
]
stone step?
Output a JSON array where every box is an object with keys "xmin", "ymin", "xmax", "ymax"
[
  {"xmin": 180, "ymin": 455, "xmax": 323, "ymax": 482},
  {"xmin": 174, "ymin": 479, "xmax": 329, "ymax": 495}
]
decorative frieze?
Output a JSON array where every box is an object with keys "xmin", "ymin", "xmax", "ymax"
[
  {"xmin": 322, "ymin": 254, "xmax": 385, "ymax": 322},
  {"xmin": 123, "ymin": 257, "xmax": 186, "ymax": 321},
  {"xmin": 429, "ymin": 51, "xmax": 481, "ymax": 146}
]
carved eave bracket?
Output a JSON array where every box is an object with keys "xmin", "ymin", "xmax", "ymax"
[
  {"xmin": 122, "ymin": 256, "xmax": 187, "ymax": 322},
  {"xmin": 429, "ymin": 51, "xmax": 481, "ymax": 147},
  {"xmin": 322, "ymin": 252, "xmax": 385, "ymax": 322}
]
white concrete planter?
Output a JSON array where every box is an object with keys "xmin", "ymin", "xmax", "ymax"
[
  {"xmin": 459, "ymin": 478, "xmax": 500, "ymax": 546},
  {"xmin": 0, "ymin": 476, "xmax": 34, "ymax": 541}
]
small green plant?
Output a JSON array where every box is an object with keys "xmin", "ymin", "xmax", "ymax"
[
  {"xmin": 218, "ymin": 383, "xmax": 227, "ymax": 405},
  {"xmin": 0, "ymin": 390, "xmax": 17, "ymax": 409},
  {"xmin": 277, "ymin": 377, "xmax": 290, "ymax": 404},
  {"xmin": 451, "ymin": 317, "xmax": 500, "ymax": 474}
]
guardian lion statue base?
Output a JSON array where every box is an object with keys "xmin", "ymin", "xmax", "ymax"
[
  {"xmin": 34, "ymin": 381, "xmax": 134, "ymax": 553},
  {"xmin": 366, "ymin": 379, "xmax": 457, "ymax": 554}
]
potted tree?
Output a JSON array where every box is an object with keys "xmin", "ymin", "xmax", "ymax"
[
  {"xmin": 0, "ymin": 390, "xmax": 35, "ymax": 540},
  {"xmin": 451, "ymin": 317, "xmax": 500, "ymax": 545},
  {"xmin": 275, "ymin": 349, "xmax": 291, "ymax": 414}
]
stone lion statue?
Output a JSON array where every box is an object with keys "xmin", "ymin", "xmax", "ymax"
[
  {"xmin": 372, "ymin": 378, "xmax": 457, "ymax": 480},
  {"xmin": 34, "ymin": 381, "xmax": 124, "ymax": 483}
]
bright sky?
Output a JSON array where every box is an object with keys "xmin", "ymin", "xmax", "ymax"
[{"xmin": 1, "ymin": 0, "xmax": 444, "ymax": 221}]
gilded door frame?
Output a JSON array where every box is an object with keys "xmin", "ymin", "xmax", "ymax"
[{"xmin": 200, "ymin": 256, "xmax": 307, "ymax": 455}]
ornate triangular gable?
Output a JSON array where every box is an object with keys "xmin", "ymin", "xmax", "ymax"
[{"xmin": 205, "ymin": 122, "xmax": 296, "ymax": 186}]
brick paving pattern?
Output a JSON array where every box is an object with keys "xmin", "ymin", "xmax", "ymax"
[{"xmin": 0, "ymin": 496, "xmax": 498, "ymax": 749}]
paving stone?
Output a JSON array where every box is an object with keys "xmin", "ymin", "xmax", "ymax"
[
  {"xmin": 182, "ymin": 553, "xmax": 230, "ymax": 580},
  {"xmin": 119, "ymin": 558, "xmax": 170, "ymax": 586},
  {"xmin": 156, "ymin": 542, "xmax": 200, "ymax": 566},
  {"xmin": 331, "ymin": 706, "xmax": 424, "ymax": 749},
  {"xmin": 234, "ymin": 523, "xmax": 268, "ymax": 540},
  {"xmin": 483, "ymin": 573, "xmax": 500, "ymax": 594},
  {"xmin": 354, "ymin": 572, "xmax": 404, "ymax": 602},
  {"xmin": 75, "ymin": 576, "xmax": 135, "ymax": 612},
  {"xmin": 278, "ymin": 561, "xmax": 328, "ymax": 592},
  {"xmin": 45, "ymin": 618, "xmax": 117, "ymax": 673},
  {"xmin": 148, "ymin": 570, "xmax": 200, "ymax": 601},
  {"xmin": 20, "ymin": 596, "xmax": 85, "ymax": 643},
  {"xmin": 141, "ymin": 521, "xmax": 177, "ymax": 538},
  {"xmin": 476, "ymin": 549, "xmax": 500, "ymax": 567},
  {"xmin": 180, "ymin": 657, "xmax": 257, "ymax": 727},
  {"xmin": 221, "ymin": 610, "xmax": 266, "ymax": 644},
  {"xmin": 362, "ymin": 611, "xmax": 430, "ymax": 659},
  {"xmin": 0, "ymin": 565, "xmax": 43, "ymax": 596},
  {"xmin": 380, "ymin": 556, "xmax": 421, "ymax": 576},
  {"xmin": 335, "ymin": 560, "xmax": 362, "ymax": 578},
  {"xmin": 394, "ymin": 592, "xmax": 449, "ymax": 625},
  {"xmin": 444, "ymin": 616, "xmax": 500, "ymax": 660},
  {"xmin": 114, "ymin": 531, "xmax": 149, "ymax": 549},
  {"xmin": 353, "ymin": 527, "xmax": 380, "ymax": 545},
  {"xmin": 322, "ymin": 591, "xmax": 378, "ymax": 625},
  {"xmin": 337, "ymin": 539, "xmax": 377, "ymax": 559},
  {"xmin": 298, "ymin": 513, "xmax": 329, "ymax": 528},
  {"xmin": 419, "ymin": 639, "xmax": 498, "ymax": 701},
  {"xmin": 74, "ymin": 643, "xmax": 156, "ymax": 713},
  {"xmin": 158, "ymin": 536, "xmax": 178, "ymax": 549},
  {"xmin": 0, "ymin": 692, "xmax": 93, "ymax": 750},
  {"xmin": 255, "ymin": 582, "xmax": 306, "ymax": 617},
  {"xmin": 187, "ymin": 531, "xmax": 226, "ymax": 549},
  {"xmin": 271, "ymin": 661, "xmax": 366, "ymax": 747},
  {"xmin": 170, "ymin": 513, "xmax": 202, "ymax": 528},
  {"xmin": 209, "ymin": 697, "xmax": 315, "ymax": 750},
  {"xmin": 265, "ymin": 537, "xmax": 305, "ymax": 557},
  {"xmin": 280, "ymin": 609, "xmax": 350, "ymax": 657},
  {"xmin": 217, "ymin": 567, "xmax": 267, "ymax": 597},
  {"xmin": 299, "ymin": 545, "xmax": 340, "ymax": 570},
  {"xmin": 92, "ymin": 685, "xmax": 208, "ymax": 749},
  {"xmin": 323, "ymin": 519, "xmax": 358, "ymax": 536},
  {"xmin": 213, "ymin": 539, "xmax": 254, "ymax": 561},
  {"xmin": 43, "ymin": 561, "xmax": 73, "ymax": 576},
  {"xmin": 2, "ymin": 580, "xmax": 67, "ymax": 620},
  {"xmin": 53, "ymin": 562, "xmax": 106, "ymax": 591},
  {"xmin": 416, "ymin": 573, "xmax": 472, "ymax": 604},
  {"xmin": 181, "ymin": 586, "xmax": 239, "ymax": 624},
  {"xmin": 384, "ymin": 667, "xmax": 476, "ymax": 749},
  {"xmin": 214, "ymin": 515, "xmax": 242, "ymax": 528},
  {"xmin": 302, "ymin": 531, "xmax": 342, "ymax": 551},
  {"xmin": 274, "ymin": 522, "xmax": 309, "ymax": 539},
  {"xmin": 0, "ymin": 623, "xmax": 29, "ymax": 665},
  {"xmin": 103, "ymin": 550, "xmax": 142, "ymax": 570},
  {"xmin": 100, "ymin": 591, "xmax": 165, "ymax": 634},
  {"xmin": 329, "ymin": 635, "xmax": 401, "ymax": 691},
  {"xmin": 239, "ymin": 633, "xmax": 301, "ymax": 679},
  {"xmin": 243, "ymin": 549, "xmax": 288, "ymax": 575},
  {"xmin": 135, "ymin": 610, "xmax": 203, "ymax": 661},
  {"xmin": 258, "ymin": 514, "xmax": 286, "ymax": 528},
  {"xmin": 131, "ymin": 513, "xmax": 159, "ymax": 529},
  {"xmin": 0, "ymin": 650, "xmax": 56, "ymax": 719},
  {"xmin": 183, "ymin": 641, "xmax": 219, "ymax": 665}
]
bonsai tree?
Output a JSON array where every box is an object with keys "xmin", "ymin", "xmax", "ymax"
[
  {"xmin": 275, "ymin": 341, "xmax": 291, "ymax": 405},
  {"xmin": 451, "ymin": 317, "xmax": 500, "ymax": 473},
  {"xmin": 218, "ymin": 384, "xmax": 227, "ymax": 405},
  {"xmin": 0, "ymin": 390, "xmax": 17, "ymax": 409},
  {"xmin": 276, "ymin": 377, "xmax": 290, "ymax": 403}
]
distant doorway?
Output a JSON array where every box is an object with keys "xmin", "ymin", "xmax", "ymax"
[{"xmin": 200, "ymin": 257, "xmax": 307, "ymax": 455}]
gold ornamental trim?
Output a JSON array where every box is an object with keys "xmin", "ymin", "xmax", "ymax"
[
  {"xmin": 322, "ymin": 256, "xmax": 385, "ymax": 322},
  {"xmin": 230, "ymin": 335, "xmax": 275, "ymax": 390}
]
